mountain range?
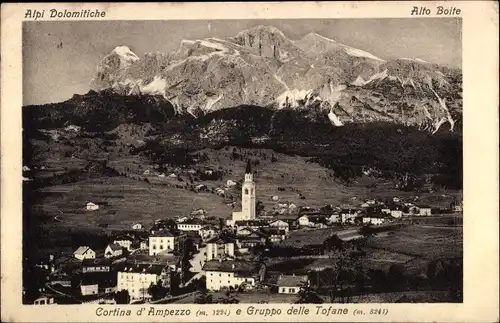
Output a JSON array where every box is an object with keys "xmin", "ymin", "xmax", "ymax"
[
  {"xmin": 84, "ymin": 25, "xmax": 461, "ymax": 133},
  {"xmin": 23, "ymin": 26, "xmax": 462, "ymax": 190}
]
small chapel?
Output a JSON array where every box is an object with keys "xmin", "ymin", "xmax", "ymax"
[{"xmin": 227, "ymin": 159, "xmax": 256, "ymax": 226}]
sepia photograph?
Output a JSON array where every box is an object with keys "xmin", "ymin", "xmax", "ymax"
[{"xmin": 20, "ymin": 17, "xmax": 466, "ymax": 306}]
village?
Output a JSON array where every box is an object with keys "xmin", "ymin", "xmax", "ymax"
[{"xmin": 26, "ymin": 160, "xmax": 463, "ymax": 305}]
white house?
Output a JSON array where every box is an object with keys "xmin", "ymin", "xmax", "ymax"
[
  {"xmin": 206, "ymin": 235, "xmax": 236, "ymax": 262},
  {"xmin": 131, "ymin": 223, "xmax": 144, "ymax": 230},
  {"xmin": 80, "ymin": 281, "xmax": 99, "ymax": 296},
  {"xmin": 199, "ymin": 225, "xmax": 217, "ymax": 241},
  {"xmin": 202, "ymin": 260, "xmax": 264, "ymax": 291},
  {"xmin": 277, "ymin": 274, "xmax": 309, "ymax": 294},
  {"xmin": 269, "ymin": 219, "xmax": 290, "ymax": 233},
  {"xmin": 33, "ymin": 296, "xmax": 55, "ymax": 305},
  {"xmin": 177, "ymin": 219, "xmax": 204, "ymax": 232},
  {"xmin": 149, "ymin": 230, "xmax": 185, "ymax": 256},
  {"xmin": 117, "ymin": 264, "xmax": 170, "ymax": 301},
  {"xmin": 113, "ymin": 236, "xmax": 134, "ymax": 251},
  {"xmin": 297, "ymin": 215, "xmax": 310, "ymax": 227},
  {"xmin": 328, "ymin": 214, "xmax": 341, "ymax": 224},
  {"xmin": 104, "ymin": 243, "xmax": 123, "ymax": 258},
  {"xmin": 417, "ymin": 205, "xmax": 432, "ymax": 216},
  {"xmin": 86, "ymin": 202, "xmax": 99, "ymax": 211},
  {"xmin": 226, "ymin": 179, "xmax": 237, "ymax": 188},
  {"xmin": 390, "ymin": 210, "xmax": 403, "ymax": 218},
  {"xmin": 73, "ymin": 246, "xmax": 96, "ymax": 261},
  {"xmin": 362, "ymin": 216, "xmax": 387, "ymax": 226}
]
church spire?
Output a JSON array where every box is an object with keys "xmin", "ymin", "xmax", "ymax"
[{"xmin": 245, "ymin": 159, "xmax": 252, "ymax": 174}]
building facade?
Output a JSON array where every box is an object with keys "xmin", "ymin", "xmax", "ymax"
[
  {"xmin": 116, "ymin": 264, "xmax": 169, "ymax": 301},
  {"xmin": 202, "ymin": 260, "xmax": 264, "ymax": 291}
]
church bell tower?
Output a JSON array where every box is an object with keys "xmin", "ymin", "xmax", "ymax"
[{"xmin": 241, "ymin": 159, "xmax": 256, "ymax": 220}]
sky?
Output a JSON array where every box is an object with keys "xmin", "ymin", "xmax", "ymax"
[{"xmin": 23, "ymin": 18, "xmax": 461, "ymax": 105}]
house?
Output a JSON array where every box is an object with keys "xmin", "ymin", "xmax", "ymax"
[
  {"xmin": 148, "ymin": 230, "xmax": 186, "ymax": 256},
  {"xmin": 104, "ymin": 243, "xmax": 123, "ymax": 258},
  {"xmin": 81, "ymin": 272, "xmax": 115, "ymax": 296},
  {"xmin": 362, "ymin": 215, "xmax": 387, "ymax": 225},
  {"xmin": 307, "ymin": 215, "xmax": 329, "ymax": 228},
  {"xmin": 177, "ymin": 219, "xmax": 204, "ymax": 232},
  {"xmin": 297, "ymin": 215, "xmax": 310, "ymax": 227},
  {"xmin": 194, "ymin": 184, "xmax": 208, "ymax": 192},
  {"xmin": 236, "ymin": 229, "xmax": 269, "ymax": 249},
  {"xmin": 215, "ymin": 188, "xmax": 225, "ymax": 197},
  {"xmin": 234, "ymin": 220, "xmax": 268, "ymax": 235},
  {"xmin": 131, "ymin": 223, "xmax": 144, "ymax": 230},
  {"xmin": 116, "ymin": 264, "xmax": 170, "ymax": 301},
  {"xmin": 82, "ymin": 258, "xmax": 112, "ymax": 274},
  {"xmin": 175, "ymin": 216, "xmax": 189, "ymax": 223},
  {"xmin": 341, "ymin": 209, "xmax": 358, "ymax": 224},
  {"xmin": 73, "ymin": 246, "xmax": 96, "ymax": 261},
  {"xmin": 86, "ymin": 202, "xmax": 99, "ymax": 211},
  {"xmin": 269, "ymin": 219, "xmax": 290, "ymax": 233},
  {"xmin": 206, "ymin": 234, "xmax": 236, "ymax": 262},
  {"xmin": 277, "ymin": 274, "xmax": 309, "ymax": 294},
  {"xmin": 33, "ymin": 296, "xmax": 55, "ymax": 305},
  {"xmin": 416, "ymin": 205, "xmax": 432, "ymax": 216},
  {"xmin": 260, "ymin": 227, "xmax": 287, "ymax": 243},
  {"xmin": 226, "ymin": 179, "xmax": 237, "ymax": 188},
  {"xmin": 199, "ymin": 225, "xmax": 218, "ymax": 241},
  {"xmin": 80, "ymin": 277, "xmax": 99, "ymax": 296},
  {"xmin": 202, "ymin": 260, "xmax": 265, "ymax": 291},
  {"xmin": 328, "ymin": 214, "xmax": 341, "ymax": 224},
  {"xmin": 113, "ymin": 235, "xmax": 134, "ymax": 251},
  {"xmin": 450, "ymin": 200, "xmax": 463, "ymax": 212}
]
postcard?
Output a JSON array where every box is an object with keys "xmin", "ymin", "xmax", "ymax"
[{"xmin": 1, "ymin": 2, "xmax": 498, "ymax": 322}]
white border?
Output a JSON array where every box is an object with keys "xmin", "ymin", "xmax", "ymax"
[{"xmin": 1, "ymin": 2, "xmax": 499, "ymax": 322}]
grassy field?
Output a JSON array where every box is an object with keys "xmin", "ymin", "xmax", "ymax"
[{"xmin": 29, "ymin": 176, "xmax": 233, "ymax": 232}]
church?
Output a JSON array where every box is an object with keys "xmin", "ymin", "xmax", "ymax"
[{"xmin": 227, "ymin": 160, "xmax": 256, "ymax": 227}]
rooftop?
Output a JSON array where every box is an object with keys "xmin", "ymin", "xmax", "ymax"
[
  {"xmin": 150, "ymin": 229, "xmax": 175, "ymax": 238},
  {"xmin": 279, "ymin": 228, "xmax": 339, "ymax": 248},
  {"xmin": 116, "ymin": 263, "xmax": 168, "ymax": 275},
  {"xmin": 82, "ymin": 258, "xmax": 112, "ymax": 267},
  {"xmin": 235, "ymin": 220, "xmax": 266, "ymax": 227},
  {"xmin": 107, "ymin": 243, "xmax": 123, "ymax": 251},
  {"xmin": 202, "ymin": 260, "xmax": 261, "ymax": 275},
  {"xmin": 74, "ymin": 246, "xmax": 92, "ymax": 255},
  {"xmin": 277, "ymin": 274, "xmax": 308, "ymax": 287}
]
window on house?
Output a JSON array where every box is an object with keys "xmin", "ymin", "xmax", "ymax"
[
  {"xmin": 219, "ymin": 273, "xmax": 221, "ymax": 277},
  {"xmin": 245, "ymin": 188, "xmax": 249, "ymax": 195},
  {"xmin": 152, "ymin": 245, "xmax": 156, "ymax": 250},
  {"xmin": 160, "ymin": 245, "xmax": 163, "ymax": 250}
]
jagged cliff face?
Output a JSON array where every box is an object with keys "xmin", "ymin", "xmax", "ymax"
[{"xmin": 89, "ymin": 25, "xmax": 462, "ymax": 133}]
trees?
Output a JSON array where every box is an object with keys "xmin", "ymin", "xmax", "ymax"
[
  {"xmin": 194, "ymin": 290, "xmax": 214, "ymax": 304},
  {"xmin": 114, "ymin": 290, "xmax": 130, "ymax": 304},
  {"xmin": 148, "ymin": 280, "xmax": 169, "ymax": 301},
  {"xmin": 295, "ymin": 284, "xmax": 324, "ymax": 304}
]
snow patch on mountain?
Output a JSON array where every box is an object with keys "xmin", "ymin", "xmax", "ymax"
[
  {"xmin": 400, "ymin": 57, "xmax": 428, "ymax": 64},
  {"xmin": 141, "ymin": 76, "xmax": 167, "ymax": 95},
  {"xmin": 276, "ymin": 89, "xmax": 319, "ymax": 109},
  {"xmin": 204, "ymin": 93, "xmax": 224, "ymax": 112},
  {"xmin": 352, "ymin": 69, "xmax": 389, "ymax": 86},
  {"xmin": 112, "ymin": 46, "xmax": 140, "ymax": 61},
  {"xmin": 328, "ymin": 109, "xmax": 344, "ymax": 127},
  {"xmin": 344, "ymin": 47, "xmax": 385, "ymax": 62}
]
